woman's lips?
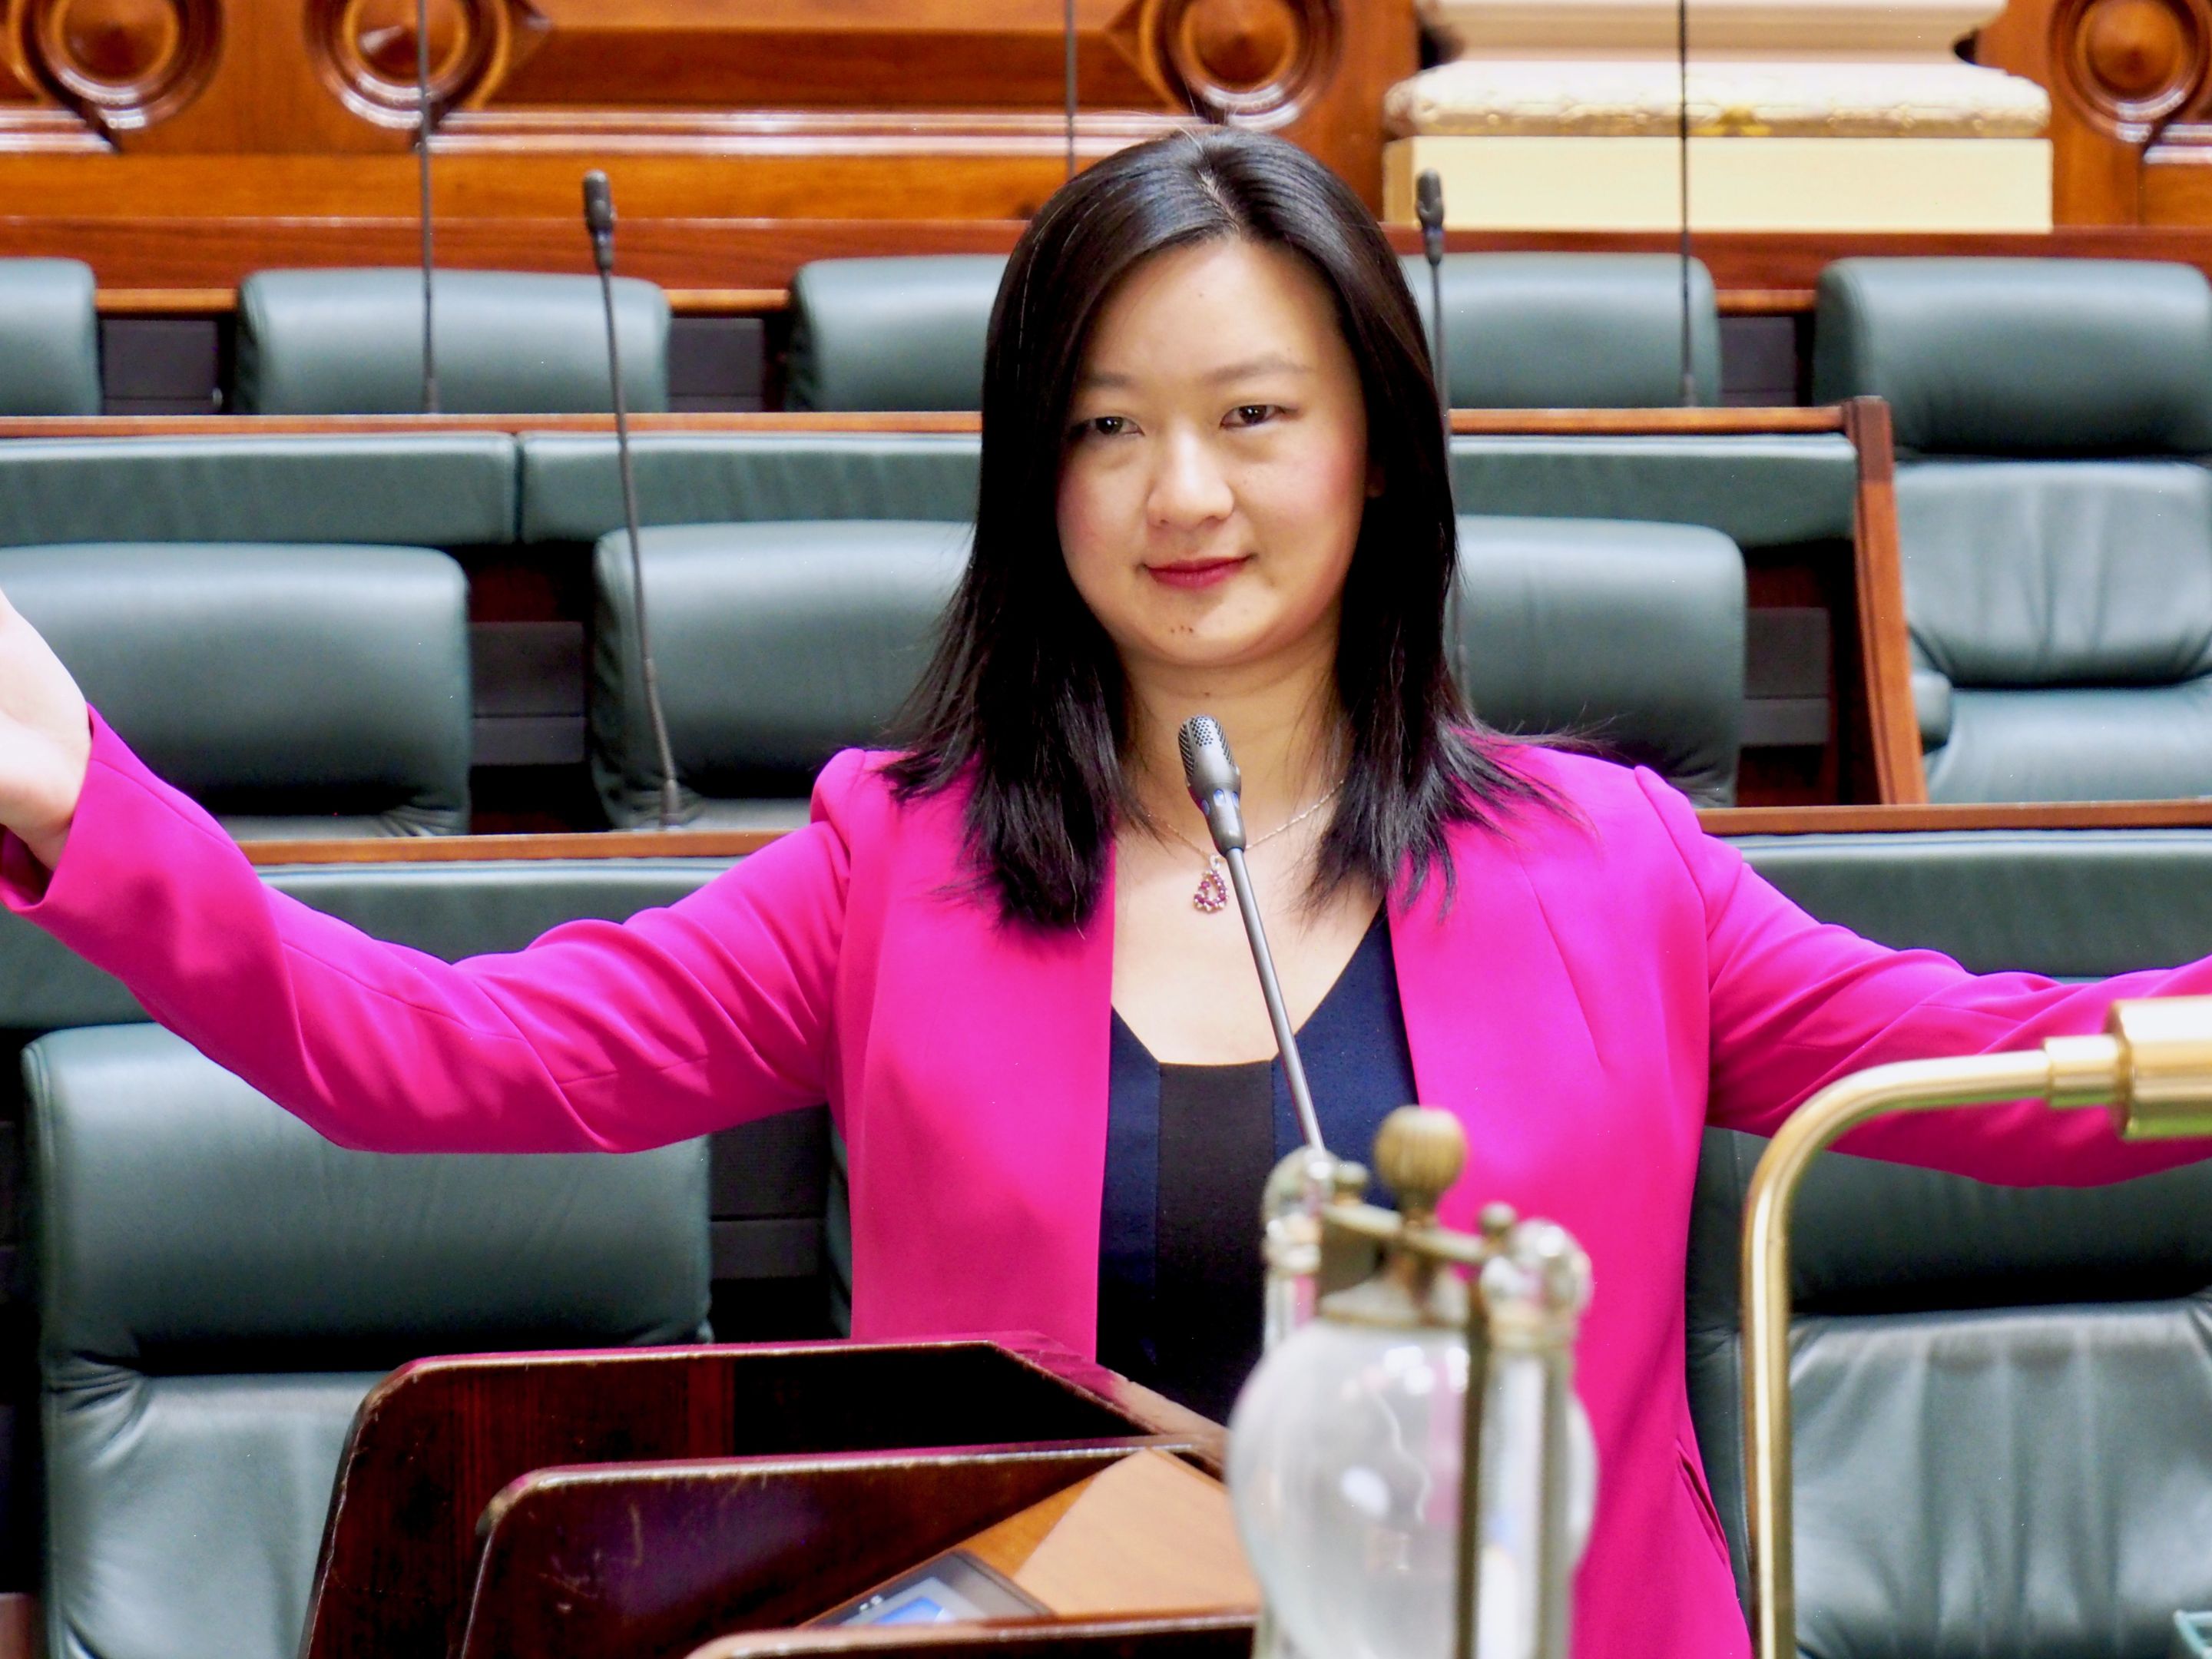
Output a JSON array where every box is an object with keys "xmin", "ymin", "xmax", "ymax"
[{"xmin": 1147, "ymin": 556, "xmax": 1249, "ymax": 591}]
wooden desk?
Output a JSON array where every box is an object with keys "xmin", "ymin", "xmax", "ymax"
[{"xmin": 302, "ymin": 1336, "xmax": 1217, "ymax": 1659}]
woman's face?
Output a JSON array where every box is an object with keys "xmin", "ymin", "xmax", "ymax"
[{"xmin": 1055, "ymin": 238, "xmax": 1373, "ymax": 682}]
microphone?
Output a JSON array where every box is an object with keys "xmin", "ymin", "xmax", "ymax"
[
  {"xmin": 1177, "ymin": 716, "xmax": 1326, "ymax": 1153},
  {"xmin": 1415, "ymin": 169, "xmax": 1449, "ymax": 429},
  {"xmin": 581, "ymin": 169, "xmax": 682, "ymax": 830},
  {"xmin": 415, "ymin": 0, "xmax": 437, "ymax": 414}
]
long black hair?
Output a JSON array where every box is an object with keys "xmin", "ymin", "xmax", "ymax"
[{"xmin": 888, "ymin": 128, "xmax": 1549, "ymax": 929}]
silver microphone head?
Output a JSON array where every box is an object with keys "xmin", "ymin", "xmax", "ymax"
[
  {"xmin": 1177, "ymin": 715, "xmax": 1247, "ymax": 853},
  {"xmin": 582, "ymin": 171, "xmax": 616, "ymax": 239},
  {"xmin": 1415, "ymin": 169, "xmax": 1445, "ymax": 233}
]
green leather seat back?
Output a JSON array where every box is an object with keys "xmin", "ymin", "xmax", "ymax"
[
  {"xmin": 1449, "ymin": 434, "xmax": 1858, "ymax": 552},
  {"xmin": 0, "ymin": 260, "xmax": 100, "ymax": 417},
  {"xmin": 234, "ymin": 270, "xmax": 670, "ymax": 416},
  {"xmin": 28, "ymin": 1022, "xmax": 709, "ymax": 1659},
  {"xmin": 1455, "ymin": 515, "xmax": 1743, "ymax": 804},
  {"xmin": 786, "ymin": 256, "xmax": 1005, "ymax": 411},
  {"xmin": 518, "ymin": 433, "xmax": 979, "ymax": 543},
  {"xmin": 1813, "ymin": 258, "xmax": 2212, "ymax": 804},
  {"xmin": 0, "ymin": 544, "xmax": 472, "ymax": 837},
  {"xmin": 592, "ymin": 521, "xmax": 971, "ymax": 827},
  {"xmin": 1899, "ymin": 461, "xmax": 2212, "ymax": 800},
  {"xmin": 0, "ymin": 436, "xmax": 518, "ymax": 548},
  {"xmin": 1812, "ymin": 258, "xmax": 2212, "ymax": 459},
  {"xmin": 1402, "ymin": 253, "xmax": 1721, "ymax": 407},
  {"xmin": 1687, "ymin": 829, "xmax": 2212, "ymax": 1653}
]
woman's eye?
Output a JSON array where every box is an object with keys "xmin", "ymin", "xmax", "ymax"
[
  {"xmin": 1070, "ymin": 414, "xmax": 1131, "ymax": 441},
  {"xmin": 1226, "ymin": 403, "xmax": 1282, "ymax": 428}
]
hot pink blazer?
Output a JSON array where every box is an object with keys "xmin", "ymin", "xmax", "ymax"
[{"xmin": 8, "ymin": 712, "xmax": 2210, "ymax": 1659}]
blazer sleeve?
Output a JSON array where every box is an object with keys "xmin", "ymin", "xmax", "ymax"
[
  {"xmin": 0, "ymin": 711, "xmax": 853, "ymax": 1154},
  {"xmin": 1637, "ymin": 768, "xmax": 2212, "ymax": 1184}
]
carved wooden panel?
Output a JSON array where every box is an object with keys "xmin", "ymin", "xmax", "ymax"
[
  {"xmin": 0, "ymin": 0, "xmax": 1410, "ymax": 284},
  {"xmin": 1979, "ymin": 0, "xmax": 2212, "ymax": 221}
]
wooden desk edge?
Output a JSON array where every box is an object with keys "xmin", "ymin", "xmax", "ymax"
[
  {"xmin": 0, "ymin": 406, "xmax": 1848, "ymax": 440},
  {"xmin": 243, "ymin": 800, "xmax": 2212, "ymax": 868}
]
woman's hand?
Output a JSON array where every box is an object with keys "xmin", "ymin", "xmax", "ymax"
[{"xmin": 0, "ymin": 590, "xmax": 90, "ymax": 873}]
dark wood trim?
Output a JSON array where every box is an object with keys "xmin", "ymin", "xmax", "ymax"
[
  {"xmin": 1839, "ymin": 397, "xmax": 1927, "ymax": 806},
  {"xmin": 1700, "ymin": 800, "xmax": 2212, "ymax": 834},
  {"xmin": 98, "ymin": 286, "xmax": 793, "ymax": 318},
  {"xmin": 0, "ymin": 412, "xmax": 985, "ymax": 439},
  {"xmin": 1448, "ymin": 407, "xmax": 1843, "ymax": 435},
  {"xmin": 242, "ymin": 830, "xmax": 781, "ymax": 867},
  {"xmin": 0, "ymin": 407, "xmax": 1846, "ymax": 442},
  {"xmin": 242, "ymin": 797, "xmax": 2212, "ymax": 870}
]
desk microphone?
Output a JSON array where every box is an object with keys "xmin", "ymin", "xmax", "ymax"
[
  {"xmin": 1178, "ymin": 715, "xmax": 1326, "ymax": 1153},
  {"xmin": 1415, "ymin": 169, "xmax": 1448, "ymax": 429},
  {"xmin": 582, "ymin": 169, "xmax": 681, "ymax": 830}
]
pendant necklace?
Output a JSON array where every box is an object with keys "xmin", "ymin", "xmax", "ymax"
[{"xmin": 1167, "ymin": 783, "xmax": 1341, "ymax": 915}]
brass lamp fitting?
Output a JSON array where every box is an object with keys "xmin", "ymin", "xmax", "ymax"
[{"xmin": 1741, "ymin": 995, "xmax": 2212, "ymax": 1659}]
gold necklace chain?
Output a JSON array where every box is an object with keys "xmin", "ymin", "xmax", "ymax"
[{"xmin": 1163, "ymin": 782, "xmax": 1342, "ymax": 915}]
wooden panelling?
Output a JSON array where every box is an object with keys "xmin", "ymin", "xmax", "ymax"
[
  {"xmin": 1976, "ymin": 0, "xmax": 2212, "ymax": 225},
  {"xmin": 0, "ymin": 0, "xmax": 1416, "ymax": 289}
]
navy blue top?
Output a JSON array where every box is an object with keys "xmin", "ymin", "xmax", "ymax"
[{"xmin": 1098, "ymin": 912, "xmax": 1418, "ymax": 1422}]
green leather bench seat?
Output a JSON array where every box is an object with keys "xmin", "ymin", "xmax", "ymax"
[
  {"xmin": 234, "ymin": 269, "xmax": 670, "ymax": 416},
  {"xmin": 0, "ymin": 437, "xmax": 517, "ymax": 549},
  {"xmin": 519, "ymin": 432, "xmax": 1844, "ymax": 553},
  {"xmin": 28, "ymin": 1022, "xmax": 707, "ymax": 1659},
  {"xmin": 1691, "ymin": 826, "xmax": 2212, "ymax": 1651},
  {"xmin": 0, "ymin": 260, "xmax": 99, "ymax": 418},
  {"xmin": 0, "ymin": 855, "xmax": 823, "ymax": 1294},
  {"xmin": 590, "ymin": 514, "xmax": 1743, "ymax": 827},
  {"xmin": 518, "ymin": 433, "xmax": 980, "ymax": 544},
  {"xmin": 782, "ymin": 252, "xmax": 1724, "ymax": 412},
  {"xmin": 786, "ymin": 255, "xmax": 1005, "ymax": 412},
  {"xmin": 0, "ymin": 544, "xmax": 472, "ymax": 838},
  {"xmin": 1455, "ymin": 516, "xmax": 1743, "ymax": 804},
  {"xmin": 592, "ymin": 521, "xmax": 973, "ymax": 829},
  {"xmin": 1450, "ymin": 434, "xmax": 1859, "ymax": 552},
  {"xmin": 1402, "ymin": 253, "xmax": 1722, "ymax": 407},
  {"xmin": 1813, "ymin": 257, "xmax": 2212, "ymax": 803}
]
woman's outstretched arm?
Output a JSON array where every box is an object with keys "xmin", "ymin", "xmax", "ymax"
[
  {"xmin": 0, "ymin": 591, "xmax": 845, "ymax": 1154},
  {"xmin": 1638, "ymin": 768, "xmax": 2212, "ymax": 1183}
]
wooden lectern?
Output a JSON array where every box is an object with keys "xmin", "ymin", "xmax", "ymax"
[{"xmin": 299, "ymin": 1337, "xmax": 1256, "ymax": 1659}]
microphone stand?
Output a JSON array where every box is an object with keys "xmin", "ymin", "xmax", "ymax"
[
  {"xmin": 584, "ymin": 172, "xmax": 681, "ymax": 831},
  {"xmin": 1677, "ymin": 0, "xmax": 1696, "ymax": 406},
  {"xmin": 1416, "ymin": 168, "xmax": 1448, "ymax": 436},
  {"xmin": 1177, "ymin": 716, "xmax": 1324, "ymax": 1153},
  {"xmin": 416, "ymin": 0, "xmax": 439, "ymax": 414},
  {"xmin": 1063, "ymin": 0, "xmax": 1077, "ymax": 182}
]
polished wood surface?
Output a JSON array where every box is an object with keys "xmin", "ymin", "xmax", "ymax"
[
  {"xmin": 303, "ymin": 1337, "xmax": 1220, "ymax": 1659},
  {"xmin": 1839, "ymin": 399, "xmax": 1927, "ymax": 806},
  {"xmin": 0, "ymin": 0, "xmax": 1415, "ymax": 296},
  {"xmin": 0, "ymin": 407, "xmax": 1850, "ymax": 440},
  {"xmin": 459, "ymin": 1446, "xmax": 1213, "ymax": 1659},
  {"xmin": 959, "ymin": 1451, "xmax": 1257, "ymax": 1618},
  {"xmin": 1977, "ymin": 0, "xmax": 2209, "ymax": 225},
  {"xmin": 244, "ymin": 799, "xmax": 2212, "ymax": 876},
  {"xmin": 1704, "ymin": 798, "xmax": 2212, "ymax": 833}
]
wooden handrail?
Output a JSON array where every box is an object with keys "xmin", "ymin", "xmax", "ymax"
[
  {"xmin": 239, "ymin": 799, "xmax": 2212, "ymax": 868},
  {"xmin": 0, "ymin": 407, "xmax": 1849, "ymax": 442}
]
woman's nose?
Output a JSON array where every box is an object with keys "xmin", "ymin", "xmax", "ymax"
[{"xmin": 1145, "ymin": 430, "xmax": 1235, "ymax": 528}]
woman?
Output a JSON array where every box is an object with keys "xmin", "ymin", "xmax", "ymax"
[{"xmin": 0, "ymin": 132, "xmax": 2200, "ymax": 1657}]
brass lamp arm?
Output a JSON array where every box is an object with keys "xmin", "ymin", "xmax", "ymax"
[{"xmin": 1743, "ymin": 997, "xmax": 2212, "ymax": 1659}]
